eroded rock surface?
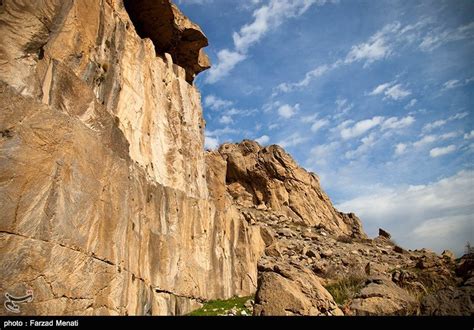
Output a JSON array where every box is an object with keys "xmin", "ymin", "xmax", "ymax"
[
  {"xmin": 214, "ymin": 141, "xmax": 366, "ymax": 238},
  {"xmin": 0, "ymin": 0, "xmax": 471, "ymax": 318},
  {"xmin": 0, "ymin": 0, "xmax": 259, "ymax": 316}
]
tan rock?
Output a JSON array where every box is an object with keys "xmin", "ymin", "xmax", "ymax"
[
  {"xmin": 217, "ymin": 141, "xmax": 367, "ymax": 238},
  {"xmin": 0, "ymin": 0, "xmax": 261, "ymax": 316},
  {"xmin": 123, "ymin": 0, "xmax": 210, "ymax": 83},
  {"xmin": 441, "ymin": 250, "xmax": 455, "ymax": 260},
  {"xmin": 265, "ymin": 243, "xmax": 283, "ymax": 258},
  {"xmin": 349, "ymin": 278, "xmax": 417, "ymax": 316},
  {"xmin": 421, "ymin": 286, "xmax": 474, "ymax": 315},
  {"xmin": 253, "ymin": 264, "xmax": 343, "ymax": 316}
]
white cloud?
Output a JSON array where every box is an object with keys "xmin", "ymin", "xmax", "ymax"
[
  {"xmin": 255, "ymin": 135, "xmax": 270, "ymax": 145},
  {"xmin": 384, "ymin": 84, "xmax": 412, "ymax": 100},
  {"xmin": 275, "ymin": 20, "xmax": 472, "ymax": 94},
  {"xmin": 405, "ymin": 99, "xmax": 418, "ymax": 109},
  {"xmin": 219, "ymin": 115, "xmax": 233, "ymax": 124},
  {"xmin": 465, "ymin": 130, "xmax": 474, "ymax": 140},
  {"xmin": 369, "ymin": 82, "xmax": 392, "ymax": 96},
  {"xmin": 430, "ymin": 145, "xmax": 457, "ymax": 158},
  {"xmin": 381, "ymin": 116, "xmax": 415, "ymax": 131},
  {"xmin": 204, "ymin": 94, "xmax": 233, "ymax": 110},
  {"xmin": 345, "ymin": 35, "xmax": 391, "ymax": 66},
  {"xmin": 204, "ymin": 134, "xmax": 219, "ymax": 150},
  {"xmin": 336, "ymin": 170, "xmax": 474, "ymax": 255},
  {"xmin": 310, "ymin": 142, "xmax": 339, "ymax": 165},
  {"xmin": 439, "ymin": 131, "xmax": 462, "ymax": 140},
  {"xmin": 423, "ymin": 112, "xmax": 469, "ymax": 132},
  {"xmin": 443, "ymin": 79, "xmax": 461, "ymax": 90},
  {"xmin": 340, "ymin": 116, "xmax": 384, "ymax": 139},
  {"xmin": 368, "ymin": 81, "xmax": 411, "ymax": 101},
  {"xmin": 311, "ymin": 118, "xmax": 330, "ymax": 132},
  {"xmin": 345, "ymin": 133, "xmax": 377, "ymax": 159},
  {"xmin": 333, "ymin": 98, "xmax": 354, "ymax": 119},
  {"xmin": 394, "ymin": 143, "xmax": 408, "ymax": 156},
  {"xmin": 278, "ymin": 132, "xmax": 307, "ymax": 148},
  {"xmin": 207, "ymin": 0, "xmax": 334, "ymax": 83},
  {"xmin": 206, "ymin": 49, "xmax": 246, "ymax": 84},
  {"xmin": 278, "ymin": 103, "xmax": 299, "ymax": 118},
  {"xmin": 301, "ymin": 113, "xmax": 319, "ymax": 123},
  {"xmin": 423, "ymin": 119, "xmax": 446, "ymax": 132},
  {"xmin": 450, "ymin": 112, "xmax": 469, "ymax": 120},
  {"xmin": 276, "ymin": 64, "xmax": 333, "ymax": 93},
  {"xmin": 206, "ymin": 126, "xmax": 240, "ymax": 137},
  {"xmin": 413, "ymin": 135, "xmax": 437, "ymax": 148},
  {"xmin": 420, "ymin": 21, "xmax": 474, "ymax": 52}
]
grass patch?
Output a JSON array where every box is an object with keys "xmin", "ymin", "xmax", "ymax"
[
  {"xmin": 324, "ymin": 276, "xmax": 366, "ymax": 306},
  {"xmin": 187, "ymin": 296, "xmax": 253, "ymax": 316}
]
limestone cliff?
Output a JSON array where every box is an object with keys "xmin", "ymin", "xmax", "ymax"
[
  {"xmin": 0, "ymin": 0, "xmax": 263, "ymax": 315},
  {"xmin": 1, "ymin": 0, "xmax": 471, "ymax": 317}
]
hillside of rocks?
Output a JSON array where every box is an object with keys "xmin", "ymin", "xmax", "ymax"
[
  {"xmin": 0, "ymin": 0, "xmax": 472, "ymax": 316},
  {"xmin": 208, "ymin": 141, "xmax": 473, "ymax": 316}
]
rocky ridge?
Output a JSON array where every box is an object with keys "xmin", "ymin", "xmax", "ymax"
[{"xmin": 0, "ymin": 0, "xmax": 472, "ymax": 316}]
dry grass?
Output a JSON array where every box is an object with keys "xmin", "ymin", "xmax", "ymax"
[{"xmin": 324, "ymin": 275, "xmax": 367, "ymax": 306}]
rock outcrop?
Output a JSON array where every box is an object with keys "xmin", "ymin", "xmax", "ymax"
[
  {"xmin": 0, "ymin": 0, "xmax": 262, "ymax": 315},
  {"xmin": 214, "ymin": 141, "xmax": 366, "ymax": 238},
  {"xmin": 0, "ymin": 0, "xmax": 471, "ymax": 317}
]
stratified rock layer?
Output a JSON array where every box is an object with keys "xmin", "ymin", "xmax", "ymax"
[{"xmin": 0, "ymin": 0, "xmax": 262, "ymax": 315}]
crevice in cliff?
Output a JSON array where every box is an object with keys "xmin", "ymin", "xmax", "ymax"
[
  {"xmin": 0, "ymin": 230, "xmax": 208, "ymax": 304},
  {"xmin": 123, "ymin": 0, "xmax": 210, "ymax": 83},
  {"xmin": 154, "ymin": 288, "xmax": 205, "ymax": 303}
]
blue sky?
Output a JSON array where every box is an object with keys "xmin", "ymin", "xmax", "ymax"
[{"xmin": 177, "ymin": 0, "xmax": 474, "ymax": 255}]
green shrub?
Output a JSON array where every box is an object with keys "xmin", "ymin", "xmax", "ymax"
[{"xmin": 187, "ymin": 296, "xmax": 253, "ymax": 316}]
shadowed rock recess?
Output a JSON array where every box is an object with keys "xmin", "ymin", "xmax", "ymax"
[{"xmin": 0, "ymin": 0, "xmax": 472, "ymax": 316}]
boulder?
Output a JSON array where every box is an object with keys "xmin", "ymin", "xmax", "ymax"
[
  {"xmin": 421, "ymin": 286, "xmax": 474, "ymax": 315},
  {"xmin": 378, "ymin": 228, "xmax": 392, "ymax": 239},
  {"xmin": 349, "ymin": 278, "xmax": 417, "ymax": 316},
  {"xmin": 254, "ymin": 263, "xmax": 343, "ymax": 316}
]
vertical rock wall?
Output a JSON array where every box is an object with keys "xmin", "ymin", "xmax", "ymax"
[{"xmin": 0, "ymin": 0, "xmax": 263, "ymax": 315}]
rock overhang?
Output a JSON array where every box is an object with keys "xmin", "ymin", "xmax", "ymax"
[{"xmin": 123, "ymin": 0, "xmax": 211, "ymax": 83}]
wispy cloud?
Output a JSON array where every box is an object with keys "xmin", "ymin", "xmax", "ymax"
[
  {"xmin": 206, "ymin": 0, "xmax": 335, "ymax": 83},
  {"xmin": 275, "ymin": 19, "xmax": 473, "ymax": 94},
  {"xmin": 278, "ymin": 103, "xmax": 299, "ymax": 118},
  {"xmin": 340, "ymin": 116, "xmax": 384, "ymax": 139},
  {"xmin": 345, "ymin": 133, "xmax": 377, "ymax": 159},
  {"xmin": 420, "ymin": 21, "xmax": 474, "ymax": 51},
  {"xmin": 255, "ymin": 134, "xmax": 270, "ymax": 145},
  {"xmin": 310, "ymin": 142, "xmax": 340, "ymax": 165},
  {"xmin": 204, "ymin": 94, "xmax": 233, "ymax": 110},
  {"xmin": 344, "ymin": 22, "xmax": 401, "ymax": 66},
  {"xmin": 442, "ymin": 77, "xmax": 474, "ymax": 91},
  {"xmin": 465, "ymin": 131, "xmax": 474, "ymax": 140},
  {"xmin": 278, "ymin": 132, "xmax": 308, "ymax": 148},
  {"xmin": 311, "ymin": 118, "xmax": 330, "ymax": 132},
  {"xmin": 381, "ymin": 116, "xmax": 415, "ymax": 131},
  {"xmin": 336, "ymin": 170, "xmax": 474, "ymax": 255},
  {"xmin": 423, "ymin": 112, "xmax": 469, "ymax": 132},
  {"xmin": 430, "ymin": 145, "xmax": 457, "ymax": 158},
  {"xmin": 219, "ymin": 115, "xmax": 233, "ymax": 124},
  {"xmin": 394, "ymin": 143, "xmax": 408, "ymax": 156},
  {"xmin": 369, "ymin": 81, "xmax": 411, "ymax": 101},
  {"xmin": 204, "ymin": 132, "xmax": 220, "ymax": 150}
]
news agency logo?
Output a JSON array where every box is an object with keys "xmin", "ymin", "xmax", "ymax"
[{"xmin": 4, "ymin": 290, "xmax": 33, "ymax": 313}]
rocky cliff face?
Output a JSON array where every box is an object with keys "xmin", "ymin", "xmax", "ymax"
[
  {"xmin": 0, "ymin": 0, "xmax": 263, "ymax": 315},
  {"xmin": 1, "ymin": 0, "xmax": 472, "ymax": 317}
]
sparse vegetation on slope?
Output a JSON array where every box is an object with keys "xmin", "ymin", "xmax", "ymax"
[
  {"xmin": 324, "ymin": 276, "xmax": 367, "ymax": 306},
  {"xmin": 187, "ymin": 296, "xmax": 254, "ymax": 316}
]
